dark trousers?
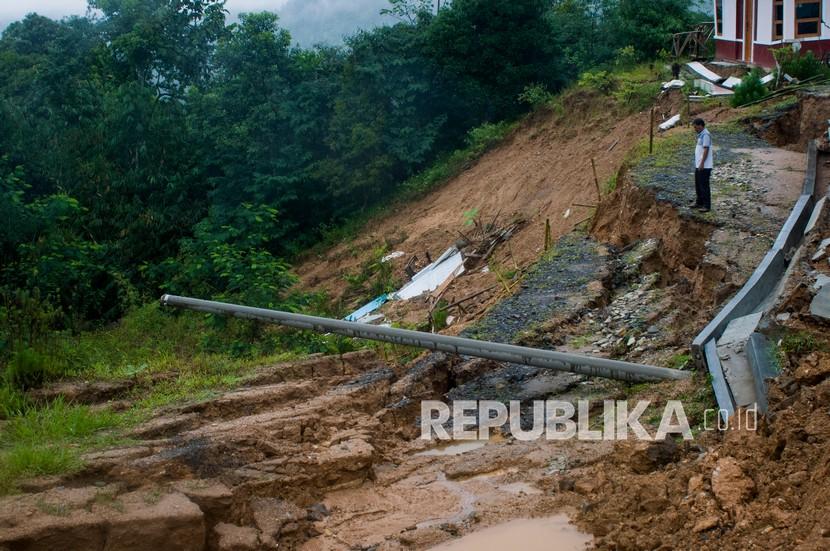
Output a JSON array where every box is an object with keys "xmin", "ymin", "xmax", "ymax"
[{"xmin": 695, "ymin": 168, "xmax": 711, "ymax": 209}]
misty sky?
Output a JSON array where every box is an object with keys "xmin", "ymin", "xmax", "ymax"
[{"xmin": 0, "ymin": 0, "xmax": 395, "ymax": 46}]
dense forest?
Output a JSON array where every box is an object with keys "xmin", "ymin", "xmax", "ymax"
[{"xmin": 0, "ymin": 0, "xmax": 701, "ymax": 340}]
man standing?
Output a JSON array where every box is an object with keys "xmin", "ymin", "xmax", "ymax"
[{"xmin": 692, "ymin": 118, "xmax": 713, "ymax": 212}]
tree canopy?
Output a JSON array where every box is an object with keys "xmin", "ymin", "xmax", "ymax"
[{"xmin": 0, "ymin": 0, "xmax": 701, "ymax": 333}]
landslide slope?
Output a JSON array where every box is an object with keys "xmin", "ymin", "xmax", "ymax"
[{"xmin": 296, "ymin": 89, "xmax": 681, "ymax": 326}]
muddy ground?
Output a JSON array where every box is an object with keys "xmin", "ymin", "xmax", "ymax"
[
  {"xmin": 2, "ymin": 90, "xmax": 829, "ymax": 551},
  {"xmin": 575, "ymin": 197, "xmax": 830, "ymax": 551}
]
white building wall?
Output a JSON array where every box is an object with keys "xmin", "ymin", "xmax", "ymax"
[
  {"xmin": 822, "ymin": 0, "xmax": 830, "ymax": 39},
  {"xmin": 784, "ymin": 0, "xmax": 795, "ymax": 40},
  {"xmin": 756, "ymin": 0, "xmax": 774, "ymax": 43},
  {"xmin": 723, "ymin": 0, "xmax": 738, "ymax": 40}
]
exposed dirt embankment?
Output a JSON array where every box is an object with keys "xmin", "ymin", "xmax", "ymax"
[
  {"xmin": 749, "ymin": 87, "xmax": 830, "ymax": 150},
  {"xmin": 297, "ymin": 89, "xmax": 683, "ymax": 329},
  {"xmin": 592, "ymin": 179, "xmax": 713, "ymax": 299},
  {"xmin": 574, "ymin": 203, "xmax": 830, "ymax": 551}
]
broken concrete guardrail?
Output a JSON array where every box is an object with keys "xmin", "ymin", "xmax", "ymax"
[
  {"xmin": 161, "ymin": 294, "xmax": 690, "ymax": 383},
  {"xmin": 692, "ymin": 140, "xmax": 820, "ymax": 418}
]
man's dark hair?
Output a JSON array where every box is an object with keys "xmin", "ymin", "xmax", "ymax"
[{"xmin": 693, "ymin": 118, "xmax": 705, "ymax": 127}]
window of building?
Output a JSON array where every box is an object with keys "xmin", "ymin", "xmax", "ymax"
[
  {"xmin": 773, "ymin": 0, "xmax": 784, "ymax": 39},
  {"xmin": 716, "ymin": 0, "xmax": 723, "ymax": 36},
  {"xmin": 795, "ymin": 0, "xmax": 821, "ymax": 38}
]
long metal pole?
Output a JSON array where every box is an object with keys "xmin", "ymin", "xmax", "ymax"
[{"xmin": 161, "ymin": 295, "xmax": 690, "ymax": 383}]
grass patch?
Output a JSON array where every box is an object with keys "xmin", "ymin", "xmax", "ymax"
[
  {"xmin": 775, "ymin": 330, "xmax": 827, "ymax": 368},
  {"xmin": 576, "ymin": 63, "xmax": 669, "ymax": 114},
  {"xmin": 0, "ymin": 398, "xmax": 126, "ymax": 494},
  {"xmin": 36, "ymin": 497, "xmax": 72, "ymax": 516},
  {"xmin": 626, "ymin": 129, "xmax": 693, "ymax": 169},
  {"xmin": 93, "ymin": 489, "xmax": 125, "ymax": 512},
  {"xmin": 668, "ymin": 353, "xmax": 692, "ymax": 370},
  {"xmin": 678, "ymin": 377, "xmax": 717, "ymax": 433},
  {"xmin": 568, "ymin": 334, "xmax": 593, "ymax": 349},
  {"xmin": 0, "ymin": 303, "xmax": 363, "ymax": 493}
]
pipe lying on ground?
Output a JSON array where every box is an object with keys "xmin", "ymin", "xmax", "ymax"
[{"xmin": 161, "ymin": 294, "xmax": 690, "ymax": 383}]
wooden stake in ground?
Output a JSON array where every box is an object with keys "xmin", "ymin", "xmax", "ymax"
[
  {"xmin": 544, "ymin": 218, "xmax": 552, "ymax": 251},
  {"xmin": 591, "ymin": 158, "xmax": 601, "ymax": 197},
  {"xmin": 649, "ymin": 107, "xmax": 655, "ymax": 154}
]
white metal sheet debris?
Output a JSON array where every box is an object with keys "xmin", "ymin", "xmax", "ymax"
[
  {"xmin": 661, "ymin": 79, "xmax": 685, "ymax": 90},
  {"xmin": 358, "ymin": 313, "xmax": 386, "ymax": 325},
  {"xmin": 658, "ymin": 114, "xmax": 681, "ymax": 131},
  {"xmin": 344, "ymin": 294, "xmax": 389, "ymax": 322},
  {"xmin": 812, "ymin": 237, "xmax": 830, "ymax": 261},
  {"xmin": 721, "ymin": 76, "xmax": 743, "ymax": 89},
  {"xmin": 694, "ymin": 79, "xmax": 734, "ymax": 96},
  {"xmin": 394, "ymin": 247, "xmax": 465, "ymax": 300},
  {"xmin": 686, "ymin": 61, "xmax": 724, "ymax": 83},
  {"xmin": 381, "ymin": 251, "xmax": 405, "ymax": 263},
  {"xmin": 760, "ymin": 73, "xmax": 775, "ymax": 85}
]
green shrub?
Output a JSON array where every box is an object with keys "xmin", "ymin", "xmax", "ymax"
[
  {"xmin": 518, "ymin": 83, "xmax": 555, "ymax": 108},
  {"xmin": 4, "ymin": 348, "xmax": 56, "ymax": 390},
  {"xmin": 0, "ymin": 385, "xmax": 29, "ymax": 419},
  {"xmin": 400, "ymin": 120, "xmax": 518, "ymax": 198},
  {"xmin": 465, "ymin": 121, "xmax": 516, "ymax": 157},
  {"xmin": 0, "ymin": 289, "xmax": 59, "ymax": 355},
  {"xmin": 614, "ymin": 45, "xmax": 638, "ymax": 68},
  {"xmin": 731, "ymin": 69, "xmax": 768, "ymax": 107},
  {"xmin": 578, "ymin": 70, "xmax": 618, "ymax": 93},
  {"xmin": 773, "ymin": 46, "xmax": 828, "ymax": 81},
  {"xmin": 613, "ymin": 80, "xmax": 661, "ymax": 111}
]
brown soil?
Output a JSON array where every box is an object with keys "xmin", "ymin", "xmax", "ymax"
[
  {"xmin": 749, "ymin": 87, "xmax": 830, "ymax": 151},
  {"xmin": 4, "ymin": 89, "xmax": 830, "ymax": 551},
  {"xmin": 296, "ymin": 90, "xmax": 695, "ymax": 330},
  {"xmin": 573, "ymin": 324, "xmax": 830, "ymax": 551}
]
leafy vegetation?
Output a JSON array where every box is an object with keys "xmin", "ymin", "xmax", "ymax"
[
  {"xmin": 731, "ymin": 69, "xmax": 768, "ymax": 107},
  {"xmin": 773, "ymin": 46, "xmax": 830, "ymax": 81},
  {"xmin": 0, "ymin": 0, "xmax": 702, "ymax": 489}
]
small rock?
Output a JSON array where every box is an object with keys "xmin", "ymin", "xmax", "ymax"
[
  {"xmin": 776, "ymin": 312, "xmax": 791, "ymax": 322},
  {"xmin": 558, "ymin": 478, "xmax": 576, "ymax": 492},
  {"xmin": 693, "ymin": 515, "xmax": 719, "ymax": 533},
  {"xmin": 214, "ymin": 523, "xmax": 260, "ymax": 551},
  {"xmin": 787, "ymin": 471, "xmax": 808, "ymax": 486},
  {"xmin": 793, "ymin": 353, "xmax": 830, "ymax": 385},
  {"xmin": 647, "ymin": 325, "xmax": 659, "ymax": 335},
  {"xmin": 687, "ymin": 474, "xmax": 704, "ymax": 495},
  {"xmin": 307, "ymin": 503, "xmax": 330, "ymax": 522},
  {"xmin": 640, "ymin": 497, "xmax": 668, "ymax": 513},
  {"xmin": 574, "ymin": 479, "xmax": 597, "ymax": 495},
  {"xmin": 627, "ymin": 336, "xmax": 636, "ymax": 347},
  {"xmin": 711, "ymin": 457, "xmax": 755, "ymax": 510}
]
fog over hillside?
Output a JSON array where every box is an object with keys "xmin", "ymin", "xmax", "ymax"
[{"xmin": 0, "ymin": 0, "xmax": 395, "ymax": 45}]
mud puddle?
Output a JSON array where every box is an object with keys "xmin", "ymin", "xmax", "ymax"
[
  {"xmin": 414, "ymin": 434, "xmax": 505, "ymax": 457},
  {"xmin": 427, "ymin": 515, "xmax": 592, "ymax": 550},
  {"xmin": 414, "ymin": 441, "xmax": 489, "ymax": 456}
]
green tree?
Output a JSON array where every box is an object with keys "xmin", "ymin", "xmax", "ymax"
[
  {"xmin": 425, "ymin": 0, "xmax": 564, "ymax": 122},
  {"xmin": 608, "ymin": 0, "xmax": 698, "ymax": 59}
]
